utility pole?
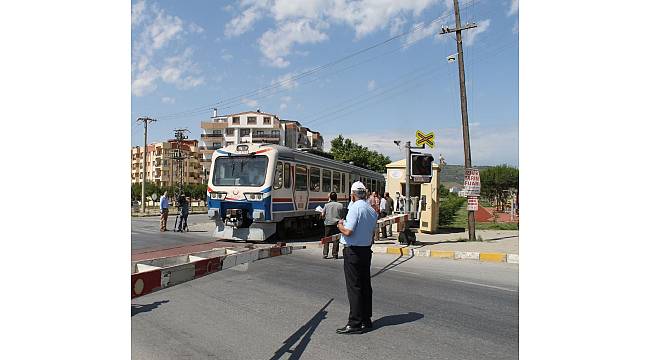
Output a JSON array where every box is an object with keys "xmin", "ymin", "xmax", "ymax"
[
  {"xmin": 441, "ymin": 0, "xmax": 478, "ymax": 241},
  {"xmin": 404, "ymin": 141, "xmax": 411, "ymax": 216},
  {"xmin": 137, "ymin": 117, "xmax": 156, "ymax": 213},
  {"xmin": 171, "ymin": 128, "xmax": 191, "ymax": 199}
]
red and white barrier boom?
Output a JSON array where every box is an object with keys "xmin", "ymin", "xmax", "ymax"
[
  {"xmin": 131, "ymin": 243, "xmax": 300, "ymax": 299},
  {"xmin": 320, "ymin": 213, "xmax": 410, "ymax": 245}
]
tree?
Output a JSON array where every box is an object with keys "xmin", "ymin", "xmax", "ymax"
[
  {"xmin": 329, "ymin": 135, "xmax": 391, "ymax": 173},
  {"xmin": 480, "ymin": 165, "xmax": 518, "ymax": 211}
]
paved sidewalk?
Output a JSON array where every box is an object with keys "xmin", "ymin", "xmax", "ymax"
[{"xmin": 297, "ymin": 229, "xmax": 519, "ymax": 263}]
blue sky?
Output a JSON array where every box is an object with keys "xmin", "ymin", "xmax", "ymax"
[{"xmin": 131, "ymin": 0, "xmax": 518, "ymax": 166}]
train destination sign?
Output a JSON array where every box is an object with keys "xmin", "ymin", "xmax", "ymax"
[{"xmin": 463, "ymin": 168, "xmax": 481, "ymax": 197}]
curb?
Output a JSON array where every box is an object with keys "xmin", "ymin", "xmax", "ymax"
[{"xmin": 299, "ymin": 243, "xmax": 518, "ymax": 264}]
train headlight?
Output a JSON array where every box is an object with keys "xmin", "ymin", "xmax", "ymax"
[
  {"xmin": 211, "ymin": 192, "xmax": 227, "ymax": 200},
  {"xmin": 244, "ymin": 192, "xmax": 264, "ymax": 201}
]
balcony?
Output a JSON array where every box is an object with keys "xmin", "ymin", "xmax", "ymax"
[
  {"xmin": 252, "ymin": 133, "xmax": 281, "ymax": 139},
  {"xmin": 201, "ymin": 133, "xmax": 224, "ymax": 138}
]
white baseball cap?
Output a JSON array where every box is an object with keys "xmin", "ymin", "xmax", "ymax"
[{"xmin": 350, "ymin": 181, "xmax": 367, "ymax": 192}]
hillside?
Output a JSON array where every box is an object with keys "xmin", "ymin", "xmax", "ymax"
[{"xmin": 440, "ymin": 164, "xmax": 492, "ymax": 185}]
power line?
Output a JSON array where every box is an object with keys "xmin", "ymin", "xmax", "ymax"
[{"xmin": 151, "ymin": 2, "xmax": 486, "ymax": 121}]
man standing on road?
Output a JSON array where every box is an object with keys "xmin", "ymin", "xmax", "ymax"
[
  {"xmin": 160, "ymin": 191, "xmax": 169, "ymax": 232},
  {"xmin": 336, "ymin": 181, "xmax": 378, "ymax": 334},
  {"xmin": 176, "ymin": 194, "xmax": 189, "ymax": 232},
  {"xmin": 380, "ymin": 192, "xmax": 394, "ymax": 238},
  {"xmin": 322, "ymin": 192, "xmax": 344, "ymax": 259}
]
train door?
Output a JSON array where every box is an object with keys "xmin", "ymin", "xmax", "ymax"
[{"xmin": 294, "ymin": 164, "xmax": 309, "ymax": 211}]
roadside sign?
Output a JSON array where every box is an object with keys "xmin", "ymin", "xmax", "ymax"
[
  {"xmin": 151, "ymin": 193, "xmax": 158, "ymax": 201},
  {"xmin": 463, "ymin": 168, "xmax": 481, "ymax": 197},
  {"xmin": 467, "ymin": 196, "xmax": 478, "ymax": 211},
  {"xmin": 415, "ymin": 130, "xmax": 435, "ymax": 148}
]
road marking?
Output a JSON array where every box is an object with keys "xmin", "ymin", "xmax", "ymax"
[{"xmin": 450, "ymin": 279, "xmax": 518, "ymax": 293}]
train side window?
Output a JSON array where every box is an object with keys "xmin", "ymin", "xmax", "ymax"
[
  {"xmin": 332, "ymin": 171, "xmax": 340, "ymax": 193},
  {"xmin": 283, "ymin": 163, "xmax": 291, "ymax": 189},
  {"xmin": 273, "ymin": 161, "xmax": 283, "ymax": 190},
  {"xmin": 295, "ymin": 165, "xmax": 308, "ymax": 191},
  {"xmin": 322, "ymin": 169, "xmax": 331, "ymax": 192},
  {"xmin": 309, "ymin": 167, "xmax": 321, "ymax": 192}
]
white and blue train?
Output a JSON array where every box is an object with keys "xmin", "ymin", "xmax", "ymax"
[{"xmin": 206, "ymin": 143, "xmax": 386, "ymax": 241}]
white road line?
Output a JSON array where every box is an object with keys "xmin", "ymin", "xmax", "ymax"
[{"xmin": 450, "ymin": 279, "xmax": 518, "ymax": 293}]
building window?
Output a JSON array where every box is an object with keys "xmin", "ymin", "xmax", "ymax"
[
  {"xmin": 271, "ymin": 130, "xmax": 280, "ymax": 136},
  {"xmin": 232, "ymin": 116, "xmax": 240, "ymax": 124},
  {"xmin": 263, "ymin": 117, "xmax": 271, "ymax": 124},
  {"xmin": 226, "ymin": 141, "xmax": 234, "ymax": 146},
  {"xmin": 309, "ymin": 167, "xmax": 321, "ymax": 192},
  {"xmin": 240, "ymin": 129, "xmax": 251, "ymax": 136},
  {"xmin": 284, "ymin": 163, "xmax": 291, "ymax": 189},
  {"xmin": 226, "ymin": 128, "xmax": 234, "ymax": 135},
  {"xmin": 247, "ymin": 116, "xmax": 257, "ymax": 125},
  {"xmin": 295, "ymin": 165, "xmax": 307, "ymax": 191},
  {"xmin": 273, "ymin": 162, "xmax": 283, "ymax": 190},
  {"xmin": 322, "ymin": 169, "xmax": 331, "ymax": 193},
  {"xmin": 255, "ymin": 130, "xmax": 264, "ymax": 135},
  {"xmin": 214, "ymin": 130, "xmax": 222, "ymax": 135}
]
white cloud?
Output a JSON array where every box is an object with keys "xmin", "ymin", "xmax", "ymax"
[
  {"xmin": 189, "ymin": 22, "xmax": 205, "ymax": 34},
  {"xmin": 161, "ymin": 96, "xmax": 176, "ymax": 104},
  {"xmin": 132, "ymin": 0, "xmax": 146, "ymax": 26},
  {"xmin": 367, "ymin": 79, "xmax": 376, "ymax": 91},
  {"xmin": 464, "ymin": 19, "xmax": 490, "ymax": 46},
  {"xmin": 258, "ymin": 19, "xmax": 328, "ymax": 68},
  {"xmin": 221, "ymin": 49, "xmax": 234, "ymax": 62},
  {"xmin": 404, "ymin": 19, "xmax": 444, "ymax": 47},
  {"xmin": 226, "ymin": 0, "xmax": 444, "ymax": 67},
  {"xmin": 272, "ymin": 72, "xmax": 299, "ymax": 90},
  {"xmin": 132, "ymin": 2, "xmax": 204, "ymax": 96},
  {"xmin": 281, "ymin": 96, "xmax": 292, "ymax": 102},
  {"xmin": 508, "ymin": 0, "xmax": 519, "ymax": 16},
  {"xmin": 389, "ymin": 16, "xmax": 406, "ymax": 36},
  {"xmin": 242, "ymin": 98, "xmax": 259, "ymax": 107},
  {"xmin": 224, "ymin": 5, "xmax": 263, "ymax": 37},
  {"xmin": 280, "ymin": 103, "xmax": 288, "ymax": 110}
]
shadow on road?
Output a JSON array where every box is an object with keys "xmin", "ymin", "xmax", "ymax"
[
  {"xmin": 366, "ymin": 312, "xmax": 424, "ymax": 332},
  {"xmin": 371, "ymin": 245, "xmax": 423, "ymax": 278},
  {"xmin": 131, "ymin": 300, "xmax": 169, "ymax": 317},
  {"xmin": 269, "ymin": 298, "xmax": 333, "ymax": 360}
]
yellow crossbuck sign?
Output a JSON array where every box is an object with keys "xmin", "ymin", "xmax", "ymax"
[{"xmin": 415, "ymin": 130, "xmax": 435, "ymax": 148}]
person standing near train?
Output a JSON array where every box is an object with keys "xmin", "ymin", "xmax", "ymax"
[
  {"xmin": 336, "ymin": 181, "xmax": 377, "ymax": 334},
  {"xmin": 322, "ymin": 192, "xmax": 343, "ymax": 259}
]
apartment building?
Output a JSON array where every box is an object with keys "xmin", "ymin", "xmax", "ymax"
[
  {"xmin": 131, "ymin": 139, "xmax": 203, "ymax": 187},
  {"xmin": 198, "ymin": 109, "xmax": 324, "ymax": 182}
]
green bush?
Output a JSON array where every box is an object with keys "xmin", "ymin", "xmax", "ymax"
[{"xmin": 438, "ymin": 194, "xmax": 466, "ymax": 226}]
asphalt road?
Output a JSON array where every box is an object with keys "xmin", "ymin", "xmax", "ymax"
[
  {"xmin": 132, "ymin": 247, "xmax": 518, "ymax": 360},
  {"xmin": 132, "ymin": 214, "xmax": 216, "ymax": 252}
]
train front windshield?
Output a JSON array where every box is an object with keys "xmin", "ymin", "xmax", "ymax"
[{"xmin": 212, "ymin": 156, "xmax": 269, "ymax": 187}]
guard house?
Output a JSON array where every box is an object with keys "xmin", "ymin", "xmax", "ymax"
[{"xmin": 385, "ymin": 159, "xmax": 441, "ymax": 233}]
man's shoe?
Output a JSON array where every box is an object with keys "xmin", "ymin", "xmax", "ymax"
[
  {"xmin": 333, "ymin": 256, "xmax": 338, "ymax": 259},
  {"xmin": 323, "ymin": 256, "xmax": 328, "ymax": 259},
  {"xmin": 361, "ymin": 321, "xmax": 373, "ymax": 330},
  {"xmin": 336, "ymin": 325, "xmax": 363, "ymax": 334}
]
